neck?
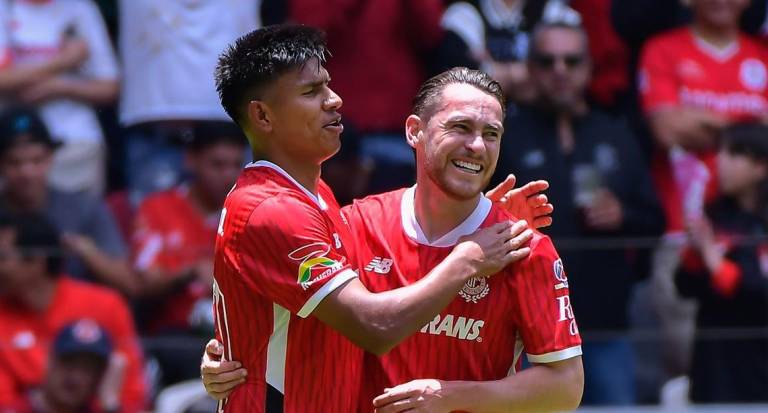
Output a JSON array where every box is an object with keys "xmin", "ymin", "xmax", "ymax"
[
  {"xmin": 692, "ymin": 21, "xmax": 739, "ymax": 48},
  {"xmin": 4, "ymin": 189, "xmax": 47, "ymax": 212},
  {"xmin": 263, "ymin": 153, "xmax": 321, "ymax": 195},
  {"xmin": 16, "ymin": 275, "xmax": 56, "ymax": 313},
  {"xmin": 557, "ymin": 113, "xmax": 575, "ymax": 154},
  {"xmin": 413, "ymin": 177, "xmax": 481, "ymax": 243},
  {"xmin": 188, "ymin": 184, "xmax": 222, "ymax": 215}
]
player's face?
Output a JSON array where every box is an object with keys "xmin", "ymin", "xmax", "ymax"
[
  {"xmin": 186, "ymin": 142, "xmax": 244, "ymax": 205},
  {"xmin": 262, "ymin": 58, "xmax": 343, "ymax": 164},
  {"xmin": 0, "ymin": 141, "xmax": 53, "ymax": 203},
  {"xmin": 691, "ymin": 0, "xmax": 749, "ymax": 28},
  {"xmin": 529, "ymin": 27, "xmax": 590, "ymax": 112},
  {"xmin": 718, "ymin": 148, "xmax": 767, "ymax": 196},
  {"xmin": 44, "ymin": 354, "xmax": 105, "ymax": 411},
  {"xmin": 415, "ymin": 83, "xmax": 503, "ymax": 200}
]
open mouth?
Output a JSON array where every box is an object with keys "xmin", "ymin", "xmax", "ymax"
[
  {"xmin": 451, "ymin": 159, "xmax": 483, "ymax": 174},
  {"xmin": 323, "ymin": 117, "xmax": 342, "ymax": 128}
]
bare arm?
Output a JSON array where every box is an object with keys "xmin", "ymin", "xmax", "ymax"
[
  {"xmin": 0, "ymin": 39, "xmax": 88, "ymax": 94},
  {"xmin": 373, "ymin": 357, "xmax": 584, "ymax": 413},
  {"xmin": 648, "ymin": 107, "xmax": 729, "ymax": 151},
  {"xmin": 313, "ymin": 221, "xmax": 533, "ymax": 355},
  {"xmin": 63, "ymin": 234, "xmax": 140, "ymax": 297},
  {"xmin": 20, "ymin": 77, "xmax": 118, "ymax": 106}
]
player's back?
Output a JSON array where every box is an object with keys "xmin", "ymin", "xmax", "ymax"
[
  {"xmin": 213, "ymin": 161, "xmax": 362, "ymax": 413},
  {"xmin": 344, "ymin": 187, "xmax": 582, "ymax": 412}
]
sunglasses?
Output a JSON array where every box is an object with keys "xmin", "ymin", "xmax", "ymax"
[{"xmin": 532, "ymin": 53, "xmax": 585, "ymax": 69}]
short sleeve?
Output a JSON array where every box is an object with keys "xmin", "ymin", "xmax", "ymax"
[
  {"xmin": 238, "ymin": 197, "xmax": 358, "ymax": 318},
  {"xmin": 73, "ymin": 0, "xmax": 119, "ymax": 80},
  {"xmin": 510, "ymin": 236, "xmax": 582, "ymax": 364},
  {"xmin": 638, "ymin": 36, "xmax": 679, "ymax": 113}
]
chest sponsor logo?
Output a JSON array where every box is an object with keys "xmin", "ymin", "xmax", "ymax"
[
  {"xmin": 553, "ymin": 258, "xmax": 568, "ymax": 290},
  {"xmin": 288, "ymin": 242, "xmax": 345, "ymax": 290},
  {"xmin": 364, "ymin": 256, "xmax": 393, "ymax": 274},
  {"xmin": 420, "ymin": 314, "xmax": 485, "ymax": 342},
  {"xmin": 740, "ymin": 58, "xmax": 767, "ymax": 92},
  {"xmin": 459, "ymin": 276, "xmax": 490, "ymax": 303}
]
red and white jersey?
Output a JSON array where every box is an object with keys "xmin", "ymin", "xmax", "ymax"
[
  {"xmin": 639, "ymin": 28, "xmax": 768, "ymax": 233},
  {"xmin": 212, "ymin": 161, "xmax": 362, "ymax": 413},
  {"xmin": 343, "ymin": 187, "xmax": 582, "ymax": 412}
]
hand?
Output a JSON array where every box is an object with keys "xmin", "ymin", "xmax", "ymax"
[
  {"xmin": 20, "ymin": 76, "xmax": 71, "ymax": 104},
  {"xmin": 454, "ymin": 220, "xmax": 533, "ymax": 278},
  {"xmin": 61, "ymin": 233, "xmax": 98, "ymax": 257},
  {"xmin": 486, "ymin": 174, "xmax": 553, "ymax": 229},
  {"xmin": 53, "ymin": 38, "xmax": 89, "ymax": 72},
  {"xmin": 373, "ymin": 379, "xmax": 454, "ymax": 413},
  {"xmin": 98, "ymin": 352, "xmax": 126, "ymax": 412},
  {"xmin": 200, "ymin": 339, "xmax": 247, "ymax": 400},
  {"xmin": 583, "ymin": 189, "xmax": 623, "ymax": 231},
  {"xmin": 686, "ymin": 217, "xmax": 724, "ymax": 272}
]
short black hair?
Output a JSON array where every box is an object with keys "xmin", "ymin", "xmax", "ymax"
[
  {"xmin": 412, "ymin": 67, "xmax": 505, "ymax": 120},
  {"xmin": 186, "ymin": 121, "xmax": 248, "ymax": 152},
  {"xmin": 721, "ymin": 122, "xmax": 768, "ymax": 162},
  {"xmin": 214, "ymin": 24, "xmax": 329, "ymax": 126},
  {"xmin": 0, "ymin": 212, "xmax": 62, "ymax": 276}
]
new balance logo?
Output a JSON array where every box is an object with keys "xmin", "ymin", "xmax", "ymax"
[
  {"xmin": 364, "ymin": 257, "xmax": 393, "ymax": 274},
  {"xmin": 420, "ymin": 314, "xmax": 484, "ymax": 342}
]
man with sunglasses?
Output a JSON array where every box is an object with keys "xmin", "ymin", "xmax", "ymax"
[{"xmin": 491, "ymin": 21, "xmax": 665, "ymax": 405}]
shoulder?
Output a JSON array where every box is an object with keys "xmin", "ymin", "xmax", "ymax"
[
  {"xmin": 138, "ymin": 188, "xmax": 185, "ymax": 212},
  {"xmin": 60, "ymin": 278, "xmax": 128, "ymax": 308},
  {"xmin": 348, "ymin": 188, "xmax": 406, "ymax": 217},
  {"xmin": 645, "ymin": 27, "xmax": 690, "ymax": 53}
]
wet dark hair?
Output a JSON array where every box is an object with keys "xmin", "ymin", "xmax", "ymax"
[
  {"xmin": 0, "ymin": 212, "xmax": 62, "ymax": 276},
  {"xmin": 412, "ymin": 67, "xmax": 505, "ymax": 120},
  {"xmin": 214, "ymin": 24, "xmax": 329, "ymax": 126}
]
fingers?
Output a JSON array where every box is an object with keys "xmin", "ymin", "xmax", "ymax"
[
  {"xmin": 506, "ymin": 227, "xmax": 533, "ymax": 251},
  {"xmin": 506, "ymin": 246, "xmax": 531, "ymax": 263},
  {"xmin": 201, "ymin": 359, "xmax": 244, "ymax": 377},
  {"xmin": 205, "ymin": 339, "xmax": 224, "ymax": 359},
  {"xmin": 373, "ymin": 388, "xmax": 411, "ymax": 407},
  {"xmin": 502, "ymin": 220, "xmax": 528, "ymax": 240},
  {"xmin": 532, "ymin": 216, "xmax": 553, "ymax": 229},
  {"xmin": 486, "ymin": 174, "xmax": 517, "ymax": 202},
  {"xmin": 526, "ymin": 193, "xmax": 549, "ymax": 208},
  {"xmin": 519, "ymin": 180, "xmax": 549, "ymax": 197}
]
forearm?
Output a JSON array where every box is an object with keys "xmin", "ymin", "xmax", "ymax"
[
  {"xmin": 139, "ymin": 269, "xmax": 193, "ymax": 297},
  {"xmin": 79, "ymin": 250, "xmax": 139, "ymax": 296},
  {"xmin": 446, "ymin": 360, "xmax": 584, "ymax": 413},
  {"xmin": 334, "ymin": 254, "xmax": 475, "ymax": 354},
  {"xmin": 649, "ymin": 108, "xmax": 723, "ymax": 151},
  {"xmin": 0, "ymin": 64, "xmax": 59, "ymax": 92},
  {"xmin": 52, "ymin": 78, "xmax": 118, "ymax": 105}
]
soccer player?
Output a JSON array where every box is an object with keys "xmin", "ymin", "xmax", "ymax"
[
  {"xmin": 203, "ymin": 67, "xmax": 583, "ymax": 412},
  {"xmin": 209, "ymin": 25, "xmax": 535, "ymax": 413}
]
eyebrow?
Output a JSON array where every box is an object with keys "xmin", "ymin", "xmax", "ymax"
[{"xmin": 445, "ymin": 116, "xmax": 503, "ymax": 131}]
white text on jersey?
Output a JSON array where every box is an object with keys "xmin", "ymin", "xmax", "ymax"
[{"xmin": 419, "ymin": 314, "xmax": 484, "ymax": 342}]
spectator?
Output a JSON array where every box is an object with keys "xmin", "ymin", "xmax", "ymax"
[
  {"xmin": 491, "ymin": 22, "xmax": 665, "ymax": 405},
  {"xmin": 0, "ymin": 213, "xmax": 146, "ymax": 413},
  {"xmin": 0, "ymin": 107, "xmax": 135, "ymax": 295},
  {"xmin": 0, "ymin": 0, "xmax": 119, "ymax": 195},
  {"xmin": 290, "ymin": 0, "xmax": 444, "ymax": 195},
  {"xmin": 638, "ymin": 0, "xmax": 768, "ymax": 379},
  {"xmin": 675, "ymin": 123, "xmax": 768, "ymax": 403},
  {"xmin": 439, "ymin": 0, "xmax": 579, "ymax": 102},
  {"xmin": 118, "ymin": 0, "xmax": 261, "ymax": 205},
  {"xmin": 131, "ymin": 122, "xmax": 246, "ymax": 387},
  {"xmin": 0, "ymin": 319, "xmax": 117, "ymax": 413}
]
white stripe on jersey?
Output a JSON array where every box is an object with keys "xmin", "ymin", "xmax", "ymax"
[{"xmin": 266, "ymin": 303, "xmax": 290, "ymax": 394}]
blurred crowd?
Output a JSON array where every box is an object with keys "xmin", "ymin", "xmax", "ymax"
[{"xmin": 0, "ymin": 0, "xmax": 766, "ymax": 412}]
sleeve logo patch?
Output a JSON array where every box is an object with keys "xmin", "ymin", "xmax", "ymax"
[
  {"xmin": 288, "ymin": 242, "xmax": 345, "ymax": 289},
  {"xmin": 553, "ymin": 258, "xmax": 568, "ymax": 290}
]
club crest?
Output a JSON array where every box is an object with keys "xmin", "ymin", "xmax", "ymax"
[{"xmin": 459, "ymin": 276, "xmax": 490, "ymax": 303}]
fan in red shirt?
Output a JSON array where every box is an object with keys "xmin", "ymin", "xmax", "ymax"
[
  {"xmin": 203, "ymin": 67, "xmax": 583, "ymax": 412},
  {"xmin": 208, "ymin": 25, "xmax": 535, "ymax": 413},
  {"xmin": 639, "ymin": 0, "xmax": 768, "ymax": 234}
]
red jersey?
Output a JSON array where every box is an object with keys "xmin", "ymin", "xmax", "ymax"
[
  {"xmin": 639, "ymin": 28, "xmax": 768, "ymax": 232},
  {"xmin": 343, "ymin": 188, "xmax": 582, "ymax": 412},
  {"xmin": 132, "ymin": 186, "xmax": 217, "ymax": 332},
  {"xmin": 0, "ymin": 278, "xmax": 146, "ymax": 413},
  {"xmin": 212, "ymin": 161, "xmax": 362, "ymax": 413}
]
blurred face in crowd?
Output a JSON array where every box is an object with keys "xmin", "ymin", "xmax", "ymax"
[
  {"xmin": 690, "ymin": 0, "xmax": 750, "ymax": 29},
  {"xmin": 407, "ymin": 83, "xmax": 504, "ymax": 200},
  {"xmin": 252, "ymin": 57, "xmax": 344, "ymax": 165},
  {"xmin": 186, "ymin": 142, "xmax": 245, "ymax": 205},
  {"xmin": 528, "ymin": 26, "xmax": 591, "ymax": 113},
  {"xmin": 0, "ymin": 228, "xmax": 45, "ymax": 297},
  {"xmin": 0, "ymin": 140, "xmax": 53, "ymax": 206},
  {"xmin": 44, "ymin": 353, "xmax": 106, "ymax": 411},
  {"xmin": 717, "ymin": 148, "xmax": 767, "ymax": 196}
]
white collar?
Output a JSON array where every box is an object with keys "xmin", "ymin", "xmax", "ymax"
[
  {"xmin": 692, "ymin": 30, "xmax": 740, "ymax": 62},
  {"xmin": 401, "ymin": 185, "xmax": 492, "ymax": 247},
  {"xmin": 481, "ymin": 0, "xmax": 524, "ymax": 30},
  {"xmin": 246, "ymin": 160, "xmax": 327, "ymax": 210}
]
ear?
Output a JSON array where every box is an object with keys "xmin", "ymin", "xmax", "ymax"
[
  {"xmin": 405, "ymin": 115, "xmax": 424, "ymax": 150},
  {"xmin": 246, "ymin": 100, "xmax": 273, "ymax": 134}
]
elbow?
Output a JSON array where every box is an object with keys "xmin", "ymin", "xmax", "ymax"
[{"xmin": 356, "ymin": 329, "xmax": 399, "ymax": 356}]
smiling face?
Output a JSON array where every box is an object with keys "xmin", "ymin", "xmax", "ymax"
[{"xmin": 408, "ymin": 83, "xmax": 504, "ymax": 200}]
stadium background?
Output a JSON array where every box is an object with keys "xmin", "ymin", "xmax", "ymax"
[{"xmin": 0, "ymin": 0, "xmax": 766, "ymax": 412}]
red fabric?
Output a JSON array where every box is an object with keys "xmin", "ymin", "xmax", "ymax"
[
  {"xmin": 0, "ymin": 278, "xmax": 147, "ymax": 413},
  {"xmin": 680, "ymin": 246, "xmax": 706, "ymax": 273},
  {"xmin": 290, "ymin": 0, "xmax": 444, "ymax": 133},
  {"xmin": 343, "ymin": 190, "xmax": 582, "ymax": 412},
  {"xmin": 711, "ymin": 259, "xmax": 742, "ymax": 298},
  {"xmin": 639, "ymin": 28, "xmax": 768, "ymax": 232},
  {"xmin": 213, "ymin": 164, "xmax": 362, "ymax": 412},
  {"xmin": 131, "ymin": 188, "xmax": 216, "ymax": 332},
  {"xmin": 571, "ymin": 0, "xmax": 631, "ymax": 106}
]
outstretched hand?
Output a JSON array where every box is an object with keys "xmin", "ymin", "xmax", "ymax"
[{"xmin": 486, "ymin": 174, "xmax": 553, "ymax": 229}]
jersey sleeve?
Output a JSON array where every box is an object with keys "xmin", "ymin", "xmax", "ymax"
[
  {"xmin": 638, "ymin": 36, "xmax": 679, "ymax": 113},
  {"xmin": 509, "ymin": 235, "xmax": 582, "ymax": 364},
  {"xmin": 238, "ymin": 196, "xmax": 358, "ymax": 317}
]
